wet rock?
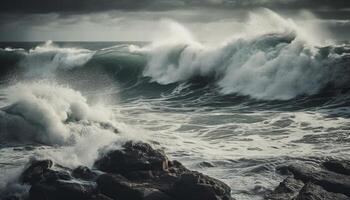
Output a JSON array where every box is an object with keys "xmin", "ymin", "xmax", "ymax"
[
  {"xmin": 20, "ymin": 141, "xmax": 233, "ymax": 200},
  {"xmin": 29, "ymin": 180, "xmax": 97, "ymax": 200},
  {"xmin": 89, "ymin": 194, "xmax": 114, "ymax": 200},
  {"xmin": 21, "ymin": 159, "xmax": 53, "ymax": 184},
  {"xmin": 20, "ymin": 159, "xmax": 72, "ymax": 185},
  {"xmin": 323, "ymin": 159, "xmax": 350, "ymax": 176},
  {"xmin": 94, "ymin": 141, "xmax": 169, "ymax": 175},
  {"xmin": 95, "ymin": 141, "xmax": 232, "ymax": 200},
  {"xmin": 124, "ymin": 170, "xmax": 155, "ymax": 180},
  {"xmin": 143, "ymin": 190, "xmax": 176, "ymax": 200},
  {"xmin": 269, "ymin": 159, "xmax": 350, "ymax": 199},
  {"xmin": 97, "ymin": 173, "xmax": 175, "ymax": 200},
  {"xmin": 44, "ymin": 169, "xmax": 72, "ymax": 182},
  {"xmin": 278, "ymin": 164, "xmax": 350, "ymax": 196},
  {"xmin": 170, "ymin": 172, "xmax": 232, "ymax": 200},
  {"xmin": 265, "ymin": 177, "xmax": 304, "ymax": 200},
  {"xmin": 168, "ymin": 160, "xmax": 189, "ymax": 175},
  {"xmin": 72, "ymin": 166, "xmax": 99, "ymax": 181},
  {"xmin": 97, "ymin": 173, "xmax": 135, "ymax": 199},
  {"xmin": 296, "ymin": 183, "xmax": 349, "ymax": 200}
]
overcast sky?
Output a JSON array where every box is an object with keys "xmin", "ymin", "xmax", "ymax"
[{"xmin": 0, "ymin": 0, "xmax": 349, "ymax": 41}]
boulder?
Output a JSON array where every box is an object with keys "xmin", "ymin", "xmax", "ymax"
[
  {"xmin": 19, "ymin": 141, "xmax": 234, "ymax": 200},
  {"xmin": 94, "ymin": 141, "xmax": 169, "ymax": 175},
  {"xmin": 168, "ymin": 160, "xmax": 190, "ymax": 175},
  {"xmin": 323, "ymin": 159, "xmax": 350, "ymax": 176},
  {"xmin": 170, "ymin": 172, "xmax": 232, "ymax": 200},
  {"xmin": 21, "ymin": 159, "xmax": 72, "ymax": 186},
  {"xmin": 296, "ymin": 183, "xmax": 349, "ymax": 200},
  {"xmin": 268, "ymin": 159, "xmax": 350, "ymax": 199},
  {"xmin": 97, "ymin": 173, "xmax": 175, "ymax": 200},
  {"xmin": 89, "ymin": 194, "xmax": 114, "ymax": 200},
  {"xmin": 265, "ymin": 177, "xmax": 304, "ymax": 200},
  {"xmin": 278, "ymin": 164, "xmax": 350, "ymax": 196},
  {"xmin": 21, "ymin": 159, "xmax": 53, "ymax": 184},
  {"xmin": 29, "ymin": 180, "xmax": 97, "ymax": 200},
  {"xmin": 95, "ymin": 141, "xmax": 233, "ymax": 200},
  {"xmin": 72, "ymin": 166, "xmax": 99, "ymax": 181}
]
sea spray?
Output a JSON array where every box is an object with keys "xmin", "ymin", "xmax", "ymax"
[
  {"xmin": 1, "ymin": 81, "xmax": 115, "ymax": 145},
  {"xmin": 19, "ymin": 41, "xmax": 94, "ymax": 78},
  {"xmin": 134, "ymin": 9, "xmax": 347, "ymax": 100},
  {"xmin": 1, "ymin": 10, "xmax": 348, "ymax": 100}
]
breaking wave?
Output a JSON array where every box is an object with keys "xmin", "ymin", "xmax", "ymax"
[
  {"xmin": 1, "ymin": 9, "xmax": 350, "ymax": 101},
  {"xmin": 0, "ymin": 81, "xmax": 118, "ymax": 145}
]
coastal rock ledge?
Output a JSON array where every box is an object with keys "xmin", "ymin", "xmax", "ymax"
[
  {"xmin": 265, "ymin": 159, "xmax": 350, "ymax": 200},
  {"xmin": 7, "ymin": 141, "xmax": 233, "ymax": 200}
]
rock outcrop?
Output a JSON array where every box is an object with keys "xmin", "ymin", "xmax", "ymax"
[
  {"xmin": 266, "ymin": 158, "xmax": 350, "ymax": 200},
  {"xmin": 16, "ymin": 141, "xmax": 233, "ymax": 200}
]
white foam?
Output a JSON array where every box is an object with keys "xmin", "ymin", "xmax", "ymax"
[
  {"xmin": 0, "ymin": 167, "xmax": 29, "ymax": 199},
  {"xmin": 136, "ymin": 9, "xmax": 340, "ymax": 100},
  {"xmin": 1, "ymin": 81, "xmax": 114, "ymax": 145},
  {"xmin": 19, "ymin": 41, "xmax": 94, "ymax": 78}
]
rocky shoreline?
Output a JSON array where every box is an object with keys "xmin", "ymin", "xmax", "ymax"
[
  {"xmin": 3, "ymin": 141, "xmax": 232, "ymax": 200},
  {"xmin": 266, "ymin": 159, "xmax": 350, "ymax": 200},
  {"xmin": 2, "ymin": 140, "xmax": 350, "ymax": 200}
]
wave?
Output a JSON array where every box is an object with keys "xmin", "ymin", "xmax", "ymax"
[
  {"xmin": 133, "ymin": 10, "xmax": 350, "ymax": 100},
  {"xmin": 1, "ymin": 9, "xmax": 350, "ymax": 101},
  {"xmin": 140, "ymin": 34, "xmax": 350, "ymax": 100},
  {"xmin": 0, "ymin": 81, "xmax": 119, "ymax": 145}
]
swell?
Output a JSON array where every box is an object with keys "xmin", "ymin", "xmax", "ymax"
[
  {"xmin": 2, "ymin": 36, "xmax": 350, "ymax": 147},
  {"xmin": 1, "ymin": 36, "xmax": 350, "ymax": 103}
]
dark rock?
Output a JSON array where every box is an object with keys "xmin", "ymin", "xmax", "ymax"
[
  {"xmin": 296, "ymin": 182, "xmax": 349, "ymax": 200},
  {"xmin": 43, "ymin": 169, "xmax": 72, "ymax": 182},
  {"xmin": 21, "ymin": 159, "xmax": 53, "ymax": 184},
  {"xmin": 124, "ymin": 170, "xmax": 155, "ymax": 180},
  {"xmin": 72, "ymin": 166, "xmax": 99, "ymax": 181},
  {"xmin": 270, "ymin": 159, "xmax": 350, "ymax": 199},
  {"xmin": 170, "ymin": 172, "xmax": 232, "ymax": 200},
  {"xmin": 95, "ymin": 141, "xmax": 232, "ymax": 200},
  {"xmin": 97, "ymin": 173, "xmax": 141, "ymax": 199},
  {"xmin": 278, "ymin": 164, "xmax": 350, "ymax": 196},
  {"xmin": 323, "ymin": 159, "xmax": 350, "ymax": 176},
  {"xmin": 21, "ymin": 159, "xmax": 71, "ymax": 185},
  {"xmin": 265, "ymin": 177, "xmax": 304, "ymax": 200},
  {"xmin": 168, "ymin": 160, "xmax": 189, "ymax": 175},
  {"xmin": 89, "ymin": 194, "xmax": 114, "ymax": 200},
  {"xmin": 21, "ymin": 159, "xmax": 101, "ymax": 200},
  {"xmin": 144, "ymin": 189, "xmax": 176, "ymax": 200},
  {"xmin": 97, "ymin": 173, "xmax": 175, "ymax": 200},
  {"xmin": 94, "ymin": 141, "xmax": 169, "ymax": 175},
  {"xmin": 97, "ymin": 174, "xmax": 132, "ymax": 199},
  {"xmin": 29, "ymin": 180, "xmax": 97, "ymax": 200},
  {"xmin": 274, "ymin": 177, "xmax": 304, "ymax": 194},
  {"xmin": 20, "ymin": 141, "xmax": 234, "ymax": 200}
]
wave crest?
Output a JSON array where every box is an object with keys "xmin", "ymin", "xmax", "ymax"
[
  {"xmin": 0, "ymin": 81, "xmax": 115, "ymax": 145},
  {"xmin": 1, "ymin": 10, "xmax": 350, "ymax": 101}
]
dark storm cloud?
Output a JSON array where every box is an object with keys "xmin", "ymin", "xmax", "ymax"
[
  {"xmin": 1, "ymin": 0, "xmax": 350, "ymax": 41},
  {"xmin": 1, "ymin": 0, "xmax": 350, "ymax": 13}
]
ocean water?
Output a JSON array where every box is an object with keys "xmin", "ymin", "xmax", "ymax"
[{"xmin": 1, "ymin": 10, "xmax": 350, "ymax": 200}]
